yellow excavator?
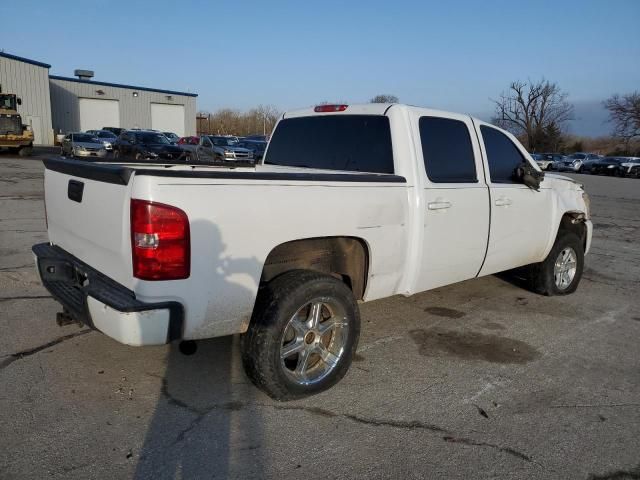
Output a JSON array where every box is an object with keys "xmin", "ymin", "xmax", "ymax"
[{"xmin": 0, "ymin": 91, "xmax": 33, "ymax": 156}]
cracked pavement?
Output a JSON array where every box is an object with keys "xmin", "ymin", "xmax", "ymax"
[{"xmin": 0, "ymin": 155, "xmax": 639, "ymax": 479}]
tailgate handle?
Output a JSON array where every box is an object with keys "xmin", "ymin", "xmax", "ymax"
[{"xmin": 68, "ymin": 180, "xmax": 84, "ymax": 203}]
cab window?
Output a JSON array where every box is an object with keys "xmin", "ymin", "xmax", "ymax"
[
  {"xmin": 480, "ymin": 126, "xmax": 526, "ymax": 183},
  {"xmin": 419, "ymin": 117, "xmax": 477, "ymax": 183}
]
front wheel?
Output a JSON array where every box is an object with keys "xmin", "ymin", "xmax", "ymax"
[
  {"xmin": 242, "ymin": 270, "xmax": 360, "ymax": 400},
  {"xmin": 528, "ymin": 231, "xmax": 584, "ymax": 296},
  {"xmin": 18, "ymin": 145, "xmax": 33, "ymax": 157}
]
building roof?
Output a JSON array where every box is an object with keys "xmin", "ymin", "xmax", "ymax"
[
  {"xmin": 0, "ymin": 51, "xmax": 51, "ymax": 69},
  {"xmin": 49, "ymin": 75, "xmax": 198, "ymax": 97}
]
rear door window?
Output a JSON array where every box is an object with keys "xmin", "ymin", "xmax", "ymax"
[
  {"xmin": 264, "ymin": 115, "xmax": 394, "ymax": 174},
  {"xmin": 480, "ymin": 126, "xmax": 525, "ymax": 183},
  {"xmin": 419, "ymin": 117, "xmax": 477, "ymax": 183}
]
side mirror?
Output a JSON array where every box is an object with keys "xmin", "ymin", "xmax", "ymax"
[
  {"xmin": 16, "ymin": 98, "xmax": 22, "ymax": 105},
  {"xmin": 513, "ymin": 162, "xmax": 544, "ymax": 191}
]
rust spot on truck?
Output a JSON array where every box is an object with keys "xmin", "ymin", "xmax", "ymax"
[{"xmin": 409, "ymin": 328, "xmax": 540, "ymax": 364}]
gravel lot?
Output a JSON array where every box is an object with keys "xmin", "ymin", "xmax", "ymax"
[{"xmin": 0, "ymin": 154, "xmax": 638, "ymax": 479}]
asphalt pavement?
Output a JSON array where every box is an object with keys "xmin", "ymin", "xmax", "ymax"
[{"xmin": 0, "ymin": 155, "xmax": 638, "ymax": 479}]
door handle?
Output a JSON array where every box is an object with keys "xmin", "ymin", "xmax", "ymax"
[
  {"xmin": 495, "ymin": 196, "xmax": 513, "ymax": 207},
  {"xmin": 427, "ymin": 200, "xmax": 452, "ymax": 210}
]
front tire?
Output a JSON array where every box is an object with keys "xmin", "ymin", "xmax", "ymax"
[
  {"xmin": 242, "ymin": 270, "xmax": 360, "ymax": 400},
  {"xmin": 529, "ymin": 231, "xmax": 584, "ymax": 296},
  {"xmin": 18, "ymin": 145, "xmax": 33, "ymax": 157}
]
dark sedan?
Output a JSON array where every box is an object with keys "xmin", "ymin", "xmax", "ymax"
[
  {"xmin": 590, "ymin": 157, "xmax": 625, "ymax": 176},
  {"xmin": 238, "ymin": 139, "xmax": 268, "ymax": 161},
  {"xmin": 113, "ymin": 130, "xmax": 189, "ymax": 162}
]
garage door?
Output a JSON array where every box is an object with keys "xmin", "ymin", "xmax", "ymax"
[
  {"xmin": 79, "ymin": 98, "xmax": 120, "ymax": 132},
  {"xmin": 151, "ymin": 103, "xmax": 185, "ymax": 137}
]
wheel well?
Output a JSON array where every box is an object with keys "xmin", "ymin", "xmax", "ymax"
[
  {"xmin": 558, "ymin": 212, "xmax": 587, "ymax": 250},
  {"xmin": 261, "ymin": 237, "xmax": 369, "ymax": 300}
]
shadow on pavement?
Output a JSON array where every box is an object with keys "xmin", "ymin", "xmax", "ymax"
[{"xmin": 133, "ymin": 220, "xmax": 265, "ymax": 479}]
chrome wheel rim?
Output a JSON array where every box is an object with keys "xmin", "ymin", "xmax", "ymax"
[
  {"xmin": 280, "ymin": 298, "xmax": 349, "ymax": 386},
  {"xmin": 554, "ymin": 247, "xmax": 577, "ymax": 290}
]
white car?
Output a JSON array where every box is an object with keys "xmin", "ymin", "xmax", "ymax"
[
  {"xmin": 620, "ymin": 157, "xmax": 640, "ymax": 177},
  {"xmin": 33, "ymin": 103, "xmax": 592, "ymax": 399}
]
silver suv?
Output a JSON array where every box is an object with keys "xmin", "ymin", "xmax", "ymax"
[{"xmin": 554, "ymin": 152, "xmax": 601, "ymax": 173}]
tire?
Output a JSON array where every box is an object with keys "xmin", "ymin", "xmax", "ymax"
[
  {"xmin": 529, "ymin": 231, "xmax": 584, "ymax": 296},
  {"xmin": 18, "ymin": 145, "xmax": 33, "ymax": 157},
  {"xmin": 242, "ymin": 270, "xmax": 360, "ymax": 400}
]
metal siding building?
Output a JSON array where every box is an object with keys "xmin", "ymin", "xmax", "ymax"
[
  {"xmin": 49, "ymin": 76, "xmax": 197, "ymax": 137},
  {"xmin": 0, "ymin": 52, "xmax": 54, "ymax": 146}
]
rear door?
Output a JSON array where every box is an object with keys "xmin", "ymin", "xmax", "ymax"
[
  {"xmin": 476, "ymin": 123, "xmax": 553, "ymax": 276},
  {"xmin": 411, "ymin": 110, "xmax": 490, "ymax": 292}
]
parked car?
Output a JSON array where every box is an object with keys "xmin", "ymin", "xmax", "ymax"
[
  {"xmin": 244, "ymin": 134, "xmax": 270, "ymax": 142},
  {"xmin": 590, "ymin": 157, "xmax": 625, "ymax": 176},
  {"xmin": 531, "ymin": 153, "xmax": 563, "ymax": 170},
  {"xmin": 177, "ymin": 136, "xmax": 199, "ymax": 154},
  {"xmin": 619, "ymin": 157, "xmax": 640, "ymax": 178},
  {"xmin": 102, "ymin": 127, "xmax": 124, "ymax": 136},
  {"xmin": 86, "ymin": 129, "xmax": 118, "ymax": 151},
  {"xmin": 554, "ymin": 153, "xmax": 600, "ymax": 173},
  {"xmin": 60, "ymin": 133, "xmax": 107, "ymax": 159},
  {"xmin": 114, "ymin": 130, "xmax": 189, "ymax": 162},
  {"xmin": 163, "ymin": 132, "xmax": 180, "ymax": 144},
  {"xmin": 197, "ymin": 135, "xmax": 254, "ymax": 162},
  {"xmin": 34, "ymin": 103, "xmax": 592, "ymax": 400},
  {"xmin": 238, "ymin": 139, "xmax": 268, "ymax": 161}
]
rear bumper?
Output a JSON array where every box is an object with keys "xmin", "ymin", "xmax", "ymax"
[{"xmin": 32, "ymin": 243, "xmax": 183, "ymax": 346}]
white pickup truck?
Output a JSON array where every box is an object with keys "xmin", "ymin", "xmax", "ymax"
[{"xmin": 34, "ymin": 103, "xmax": 592, "ymax": 399}]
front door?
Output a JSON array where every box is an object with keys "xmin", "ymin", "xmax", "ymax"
[
  {"xmin": 412, "ymin": 110, "xmax": 491, "ymax": 293},
  {"xmin": 477, "ymin": 123, "xmax": 553, "ymax": 276}
]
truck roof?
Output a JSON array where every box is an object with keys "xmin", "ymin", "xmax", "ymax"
[{"xmin": 283, "ymin": 103, "xmax": 476, "ymax": 121}]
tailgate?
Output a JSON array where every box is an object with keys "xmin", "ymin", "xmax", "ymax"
[{"xmin": 43, "ymin": 159, "xmax": 135, "ymax": 289}]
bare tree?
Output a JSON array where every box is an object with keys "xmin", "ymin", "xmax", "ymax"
[
  {"xmin": 370, "ymin": 94, "xmax": 399, "ymax": 104},
  {"xmin": 492, "ymin": 79, "xmax": 573, "ymax": 151},
  {"xmin": 604, "ymin": 91, "xmax": 640, "ymax": 141},
  {"xmin": 197, "ymin": 105, "xmax": 281, "ymax": 136}
]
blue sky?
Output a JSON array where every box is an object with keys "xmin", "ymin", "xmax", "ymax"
[{"xmin": 2, "ymin": 0, "xmax": 639, "ymax": 135}]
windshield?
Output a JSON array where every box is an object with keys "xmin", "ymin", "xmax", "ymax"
[
  {"xmin": 210, "ymin": 136, "xmax": 238, "ymax": 147},
  {"xmin": 73, "ymin": 134, "xmax": 99, "ymax": 143},
  {"xmin": 0, "ymin": 95, "xmax": 16, "ymax": 110},
  {"xmin": 567, "ymin": 153, "xmax": 586, "ymax": 160},
  {"xmin": 98, "ymin": 131, "xmax": 116, "ymax": 138},
  {"xmin": 139, "ymin": 133, "xmax": 170, "ymax": 144}
]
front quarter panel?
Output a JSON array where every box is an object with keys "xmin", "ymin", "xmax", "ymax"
[{"xmin": 540, "ymin": 175, "xmax": 591, "ymax": 259}]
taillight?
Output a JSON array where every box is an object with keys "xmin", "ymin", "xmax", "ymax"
[
  {"xmin": 130, "ymin": 199, "xmax": 190, "ymax": 280},
  {"xmin": 314, "ymin": 104, "xmax": 348, "ymax": 112}
]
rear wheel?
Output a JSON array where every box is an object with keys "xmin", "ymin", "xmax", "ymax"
[
  {"xmin": 242, "ymin": 270, "xmax": 360, "ymax": 400},
  {"xmin": 529, "ymin": 231, "xmax": 584, "ymax": 296}
]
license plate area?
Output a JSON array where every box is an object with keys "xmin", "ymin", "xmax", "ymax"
[{"xmin": 39, "ymin": 258, "xmax": 88, "ymax": 287}]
